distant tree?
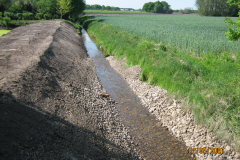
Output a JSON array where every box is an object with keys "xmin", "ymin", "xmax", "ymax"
[
  {"xmin": 196, "ymin": 0, "xmax": 239, "ymax": 16},
  {"xmin": 57, "ymin": 0, "xmax": 72, "ymax": 19},
  {"xmin": 143, "ymin": 1, "xmax": 173, "ymax": 13},
  {"xmin": 102, "ymin": 5, "xmax": 105, "ymax": 10},
  {"xmin": 180, "ymin": 8, "xmax": 193, "ymax": 14},
  {"xmin": 106, "ymin": 6, "xmax": 111, "ymax": 10}
]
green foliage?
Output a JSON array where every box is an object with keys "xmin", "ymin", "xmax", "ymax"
[
  {"xmin": 93, "ymin": 15, "xmax": 240, "ymax": 55},
  {"xmin": 57, "ymin": 0, "xmax": 73, "ymax": 19},
  {"xmin": 86, "ymin": 4, "xmax": 121, "ymax": 11},
  {"xmin": 22, "ymin": 12, "xmax": 28, "ymax": 20},
  {"xmin": 62, "ymin": 19, "xmax": 82, "ymax": 34},
  {"xmin": 224, "ymin": 0, "xmax": 240, "ymax": 41},
  {"xmin": 3, "ymin": 16, "xmax": 11, "ymax": 29},
  {"xmin": 37, "ymin": 0, "xmax": 56, "ymax": 15},
  {"xmin": 0, "ymin": 0, "xmax": 85, "ymax": 20},
  {"xmin": 159, "ymin": 44, "xmax": 167, "ymax": 51},
  {"xmin": 7, "ymin": 5, "xmax": 22, "ymax": 13},
  {"xmin": 4, "ymin": 12, "xmax": 14, "ymax": 19},
  {"xmin": 196, "ymin": 0, "xmax": 239, "ymax": 16},
  {"xmin": 43, "ymin": 13, "xmax": 52, "ymax": 20},
  {"xmin": 35, "ymin": 13, "xmax": 43, "ymax": 20},
  {"xmin": 16, "ymin": 13, "xmax": 22, "ymax": 20},
  {"xmin": 142, "ymin": 1, "xmax": 173, "ymax": 14}
]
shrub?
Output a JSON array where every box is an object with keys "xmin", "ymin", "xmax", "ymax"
[
  {"xmin": 28, "ymin": 12, "xmax": 34, "ymax": 20},
  {"xmin": 16, "ymin": 13, "xmax": 22, "ymax": 20},
  {"xmin": 4, "ymin": 12, "xmax": 14, "ymax": 19},
  {"xmin": 43, "ymin": 13, "xmax": 52, "ymax": 20},
  {"xmin": 160, "ymin": 44, "xmax": 167, "ymax": 51},
  {"xmin": 0, "ymin": 12, "xmax": 2, "ymax": 18},
  {"xmin": 35, "ymin": 13, "xmax": 43, "ymax": 20},
  {"xmin": 52, "ymin": 14, "xmax": 60, "ymax": 19},
  {"xmin": 22, "ymin": 13, "xmax": 29, "ymax": 20},
  {"xmin": 22, "ymin": 12, "xmax": 33, "ymax": 20},
  {"xmin": 3, "ymin": 17, "xmax": 11, "ymax": 29}
]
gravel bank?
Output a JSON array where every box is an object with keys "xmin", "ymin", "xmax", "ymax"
[
  {"xmin": 0, "ymin": 21, "xmax": 139, "ymax": 159},
  {"xmin": 106, "ymin": 56, "xmax": 240, "ymax": 160}
]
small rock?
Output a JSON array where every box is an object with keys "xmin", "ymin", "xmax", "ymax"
[
  {"xmin": 235, "ymin": 153, "xmax": 240, "ymax": 159},
  {"xmin": 172, "ymin": 111, "xmax": 177, "ymax": 118},
  {"xmin": 224, "ymin": 145, "xmax": 231, "ymax": 154}
]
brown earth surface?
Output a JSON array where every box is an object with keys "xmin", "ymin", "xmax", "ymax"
[{"xmin": 0, "ymin": 21, "xmax": 140, "ymax": 159}]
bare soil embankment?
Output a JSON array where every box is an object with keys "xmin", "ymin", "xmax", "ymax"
[{"xmin": 0, "ymin": 21, "xmax": 139, "ymax": 159}]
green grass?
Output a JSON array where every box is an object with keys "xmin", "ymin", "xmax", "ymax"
[
  {"xmin": 93, "ymin": 15, "xmax": 239, "ymax": 55},
  {"xmin": 79, "ymin": 16, "xmax": 240, "ymax": 152},
  {"xmin": 0, "ymin": 30, "xmax": 11, "ymax": 36},
  {"xmin": 84, "ymin": 10, "xmax": 148, "ymax": 14}
]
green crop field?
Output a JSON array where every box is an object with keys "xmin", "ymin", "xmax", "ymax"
[
  {"xmin": 84, "ymin": 10, "xmax": 147, "ymax": 14},
  {"xmin": 94, "ymin": 15, "xmax": 239, "ymax": 55},
  {"xmin": 0, "ymin": 30, "xmax": 11, "ymax": 36}
]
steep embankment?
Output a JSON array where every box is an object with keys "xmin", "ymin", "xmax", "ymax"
[{"xmin": 0, "ymin": 21, "xmax": 139, "ymax": 159}]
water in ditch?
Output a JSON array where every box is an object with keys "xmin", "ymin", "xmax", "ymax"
[{"xmin": 81, "ymin": 28, "xmax": 194, "ymax": 160}]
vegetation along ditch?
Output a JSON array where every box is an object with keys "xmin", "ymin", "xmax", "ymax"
[{"xmin": 79, "ymin": 15, "xmax": 240, "ymax": 153}]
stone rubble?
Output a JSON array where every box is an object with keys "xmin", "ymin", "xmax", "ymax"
[{"xmin": 106, "ymin": 56, "xmax": 240, "ymax": 160}]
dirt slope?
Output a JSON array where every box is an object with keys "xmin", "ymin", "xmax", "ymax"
[{"xmin": 0, "ymin": 21, "xmax": 139, "ymax": 159}]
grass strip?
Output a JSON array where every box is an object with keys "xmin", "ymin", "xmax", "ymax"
[
  {"xmin": 79, "ymin": 17, "xmax": 240, "ymax": 152},
  {"xmin": 0, "ymin": 30, "xmax": 11, "ymax": 36}
]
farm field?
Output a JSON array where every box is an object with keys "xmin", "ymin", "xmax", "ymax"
[
  {"xmin": 81, "ymin": 15, "xmax": 240, "ymax": 152},
  {"xmin": 84, "ymin": 10, "xmax": 147, "ymax": 14},
  {"xmin": 94, "ymin": 15, "xmax": 239, "ymax": 55},
  {"xmin": 0, "ymin": 30, "xmax": 11, "ymax": 36}
]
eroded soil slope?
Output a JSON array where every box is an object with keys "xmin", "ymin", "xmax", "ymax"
[{"xmin": 0, "ymin": 21, "xmax": 139, "ymax": 159}]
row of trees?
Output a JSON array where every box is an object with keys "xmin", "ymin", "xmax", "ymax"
[
  {"xmin": 86, "ymin": 4, "xmax": 121, "ymax": 11},
  {"xmin": 0, "ymin": 0, "xmax": 85, "ymax": 20},
  {"xmin": 142, "ymin": 1, "xmax": 173, "ymax": 14},
  {"xmin": 196, "ymin": 0, "xmax": 239, "ymax": 16}
]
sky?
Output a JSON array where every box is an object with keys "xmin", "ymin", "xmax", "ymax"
[{"xmin": 85, "ymin": 0, "xmax": 198, "ymax": 10}]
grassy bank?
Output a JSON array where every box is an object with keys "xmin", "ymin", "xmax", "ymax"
[
  {"xmin": 79, "ymin": 16, "xmax": 240, "ymax": 151},
  {"xmin": 0, "ymin": 30, "xmax": 11, "ymax": 36}
]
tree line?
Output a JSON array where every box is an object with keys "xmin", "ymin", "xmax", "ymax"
[
  {"xmin": 142, "ymin": 1, "xmax": 173, "ymax": 14},
  {"xmin": 86, "ymin": 4, "xmax": 122, "ymax": 11},
  {"xmin": 0, "ymin": 0, "xmax": 85, "ymax": 20},
  {"xmin": 196, "ymin": 0, "xmax": 239, "ymax": 16}
]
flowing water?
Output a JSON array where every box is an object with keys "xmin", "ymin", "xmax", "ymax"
[{"xmin": 81, "ymin": 28, "xmax": 194, "ymax": 160}]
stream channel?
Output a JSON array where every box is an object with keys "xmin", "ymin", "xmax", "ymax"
[{"xmin": 81, "ymin": 28, "xmax": 194, "ymax": 160}]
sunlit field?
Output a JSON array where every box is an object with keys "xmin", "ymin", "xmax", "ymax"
[
  {"xmin": 0, "ymin": 30, "xmax": 11, "ymax": 36},
  {"xmin": 94, "ymin": 15, "xmax": 239, "ymax": 55}
]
